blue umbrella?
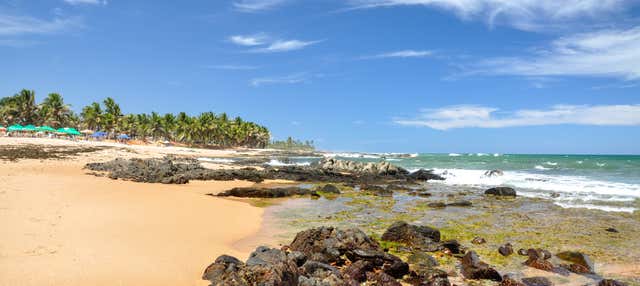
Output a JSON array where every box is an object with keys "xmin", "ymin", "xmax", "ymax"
[
  {"xmin": 117, "ymin": 134, "xmax": 130, "ymax": 140},
  {"xmin": 91, "ymin": 131, "xmax": 107, "ymax": 138}
]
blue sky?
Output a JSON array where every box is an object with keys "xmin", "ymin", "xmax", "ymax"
[{"xmin": 2, "ymin": 0, "xmax": 640, "ymax": 154}]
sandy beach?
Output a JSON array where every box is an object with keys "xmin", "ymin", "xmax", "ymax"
[{"xmin": 0, "ymin": 138, "xmax": 267, "ymax": 286}]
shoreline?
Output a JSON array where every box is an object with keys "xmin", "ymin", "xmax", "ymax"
[{"xmin": 0, "ymin": 138, "xmax": 272, "ymax": 286}]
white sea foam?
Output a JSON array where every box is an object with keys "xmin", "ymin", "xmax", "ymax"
[
  {"xmin": 198, "ymin": 157, "xmax": 235, "ymax": 164},
  {"xmin": 597, "ymin": 162, "xmax": 606, "ymax": 167},
  {"xmin": 493, "ymin": 153, "xmax": 501, "ymax": 157},
  {"xmin": 449, "ymin": 153, "xmax": 462, "ymax": 157},
  {"xmin": 323, "ymin": 152, "xmax": 380, "ymax": 159},
  {"xmin": 534, "ymin": 165, "xmax": 550, "ymax": 170},
  {"xmin": 266, "ymin": 159, "xmax": 311, "ymax": 167},
  {"xmin": 544, "ymin": 161, "xmax": 558, "ymax": 166},
  {"xmin": 553, "ymin": 202, "xmax": 636, "ymax": 213}
]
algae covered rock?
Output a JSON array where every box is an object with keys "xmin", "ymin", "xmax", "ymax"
[
  {"xmin": 485, "ymin": 186, "xmax": 517, "ymax": 197},
  {"xmin": 381, "ymin": 221, "xmax": 441, "ymax": 249},
  {"xmin": 460, "ymin": 251, "xmax": 502, "ymax": 281}
]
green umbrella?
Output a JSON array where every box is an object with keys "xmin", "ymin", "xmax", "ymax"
[
  {"xmin": 7, "ymin": 124, "xmax": 24, "ymax": 132},
  {"xmin": 23, "ymin": 125, "xmax": 37, "ymax": 132},
  {"xmin": 57, "ymin": 127, "xmax": 81, "ymax": 136},
  {"xmin": 37, "ymin": 126, "xmax": 57, "ymax": 132}
]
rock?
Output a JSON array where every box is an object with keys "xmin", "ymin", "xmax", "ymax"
[
  {"xmin": 484, "ymin": 170, "xmax": 504, "ymax": 177},
  {"xmin": 417, "ymin": 192, "xmax": 432, "ymax": 197},
  {"xmin": 517, "ymin": 248, "xmax": 528, "ymax": 256},
  {"xmin": 407, "ymin": 252, "xmax": 439, "ymax": 268},
  {"xmin": 461, "ymin": 251, "xmax": 502, "ymax": 281},
  {"xmin": 217, "ymin": 187, "xmax": 316, "ymax": 198},
  {"xmin": 499, "ymin": 243, "xmax": 514, "ymax": 256},
  {"xmin": 427, "ymin": 202, "xmax": 447, "ymax": 208},
  {"xmin": 366, "ymin": 271, "xmax": 402, "ymax": 286},
  {"xmin": 471, "ymin": 237, "xmax": 487, "ymax": 244},
  {"xmin": 381, "ymin": 221, "xmax": 441, "ymax": 249},
  {"xmin": 363, "ymin": 185, "xmax": 393, "ymax": 197},
  {"xmin": 485, "ymin": 187, "xmax": 517, "ymax": 197},
  {"xmin": 245, "ymin": 246, "xmax": 299, "ymax": 285},
  {"xmin": 605, "ymin": 227, "xmax": 619, "ymax": 233},
  {"xmin": 560, "ymin": 263, "xmax": 592, "ymax": 274},
  {"xmin": 344, "ymin": 249, "xmax": 409, "ymax": 279},
  {"xmin": 406, "ymin": 268, "xmax": 450, "ymax": 286},
  {"xmin": 341, "ymin": 260, "xmax": 374, "ymax": 282},
  {"xmin": 289, "ymin": 227, "xmax": 380, "ymax": 264},
  {"xmin": 441, "ymin": 240, "xmax": 463, "ymax": 254},
  {"xmin": 598, "ymin": 279, "xmax": 629, "ymax": 286},
  {"xmin": 556, "ymin": 251, "xmax": 594, "ymax": 273},
  {"xmin": 318, "ymin": 184, "xmax": 341, "ymax": 194},
  {"xmin": 446, "ymin": 200, "xmax": 472, "ymax": 207},
  {"xmin": 521, "ymin": 277, "xmax": 553, "ymax": 286},
  {"xmin": 409, "ymin": 169, "xmax": 445, "ymax": 181},
  {"xmin": 318, "ymin": 158, "xmax": 409, "ymax": 176},
  {"xmin": 202, "ymin": 255, "xmax": 248, "ymax": 286},
  {"xmin": 288, "ymin": 251, "xmax": 307, "ymax": 267},
  {"xmin": 523, "ymin": 249, "xmax": 554, "ymax": 272},
  {"xmin": 500, "ymin": 276, "xmax": 526, "ymax": 286},
  {"xmin": 550, "ymin": 192, "xmax": 561, "ymax": 198}
]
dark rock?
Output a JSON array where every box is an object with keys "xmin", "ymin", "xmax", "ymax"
[
  {"xmin": 202, "ymin": 255, "xmax": 248, "ymax": 286},
  {"xmin": 500, "ymin": 276, "xmax": 526, "ymax": 286},
  {"xmin": 318, "ymin": 184, "xmax": 341, "ymax": 194},
  {"xmin": 245, "ymin": 246, "xmax": 299, "ymax": 286},
  {"xmin": 427, "ymin": 202, "xmax": 447, "ymax": 208},
  {"xmin": 461, "ymin": 251, "xmax": 502, "ymax": 281},
  {"xmin": 319, "ymin": 158, "xmax": 409, "ymax": 176},
  {"xmin": 605, "ymin": 227, "xmax": 619, "ymax": 233},
  {"xmin": 485, "ymin": 187, "xmax": 517, "ymax": 197},
  {"xmin": 471, "ymin": 237, "xmax": 487, "ymax": 244},
  {"xmin": 522, "ymin": 277, "xmax": 553, "ymax": 286},
  {"xmin": 289, "ymin": 227, "xmax": 380, "ymax": 264},
  {"xmin": 524, "ymin": 249, "xmax": 554, "ymax": 272},
  {"xmin": 441, "ymin": 240, "xmax": 463, "ymax": 254},
  {"xmin": 342, "ymin": 260, "xmax": 374, "ymax": 282},
  {"xmin": 366, "ymin": 271, "xmax": 402, "ymax": 286},
  {"xmin": 301, "ymin": 260, "xmax": 341, "ymax": 277},
  {"xmin": 381, "ymin": 221, "xmax": 441, "ymax": 249},
  {"xmin": 417, "ymin": 192, "xmax": 433, "ymax": 197},
  {"xmin": 517, "ymin": 248, "xmax": 528, "ymax": 256},
  {"xmin": 550, "ymin": 192, "xmax": 561, "ymax": 198},
  {"xmin": 560, "ymin": 263, "xmax": 592, "ymax": 274},
  {"xmin": 409, "ymin": 169, "xmax": 445, "ymax": 181},
  {"xmin": 484, "ymin": 170, "xmax": 504, "ymax": 177},
  {"xmin": 217, "ymin": 187, "xmax": 316, "ymax": 198},
  {"xmin": 499, "ymin": 243, "xmax": 514, "ymax": 256},
  {"xmin": 406, "ymin": 252, "xmax": 439, "ymax": 268},
  {"xmin": 406, "ymin": 268, "xmax": 450, "ymax": 286},
  {"xmin": 288, "ymin": 251, "xmax": 307, "ymax": 267},
  {"xmin": 556, "ymin": 251, "xmax": 594, "ymax": 273},
  {"xmin": 446, "ymin": 200, "xmax": 472, "ymax": 207},
  {"xmin": 345, "ymin": 249, "xmax": 409, "ymax": 279},
  {"xmin": 598, "ymin": 279, "xmax": 629, "ymax": 286},
  {"xmin": 363, "ymin": 185, "xmax": 393, "ymax": 197}
]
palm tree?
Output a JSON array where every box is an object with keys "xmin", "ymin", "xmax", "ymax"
[
  {"xmin": 162, "ymin": 113, "xmax": 176, "ymax": 140},
  {"xmin": 102, "ymin": 97, "xmax": 122, "ymax": 137},
  {"xmin": 40, "ymin": 93, "xmax": 71, "ymax": 128},
  {"xmin": 6, "ymin": 89, "xmax": 39, "ymax": 125},
  {"xmin": 81, "ymin": 102, "xmax": 103, "ymax": 130},
  {"xmin": 149, "ymin": 112, "xmax": 164, "ymax": 141}
]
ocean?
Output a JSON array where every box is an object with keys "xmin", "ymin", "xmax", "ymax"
[{"xmin": 277, "ymin": 153, "xmax": 640, "ymax": 213}]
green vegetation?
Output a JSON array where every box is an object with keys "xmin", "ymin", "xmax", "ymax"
[
  {"xmin": 268, "ymin": 137, "xmax": 315, "ymax": 151},
  {"xmin": 1, "ymin": 89, "xmax": 271, "ymax": 148}
]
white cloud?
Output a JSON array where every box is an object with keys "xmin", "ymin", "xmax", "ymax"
[
  {"xmin": 363, "ymin": 49, "xmax": 433, "ymax": 59},
  {"xmin": 252, "ymin": 39, "xmax": 322, "ymax": 53},
  {"xmin": 250, "ymin": 73, "xmax": 310, "ymax": 86},
  {"xmin": 347, "ymin": 0, "xmax": 632, "ymax": 30},
  {"xmin": 471, "ymin": 27, "xmax": 640, "ymax": 80},
  {"xmin": 233, "ymin": 0, "xmax": 288, "ymax": 12},
  {"xmin": 0, "ymin": 14, "xmax": 82, "ymax": 35},
  {"xmin": 229, "ymin": 33, "xmax": 322, "ymax": 53},
  {"xmin": 229, "ymin": 34, "xmax": 267, "ymax": 46},
  {"xmin": 394, "ymin": 104, "xmax": 640, "ymax": 130},
  {"xmin": 64, "ymin": 0, "xmax": 107, "ymax": 5}
]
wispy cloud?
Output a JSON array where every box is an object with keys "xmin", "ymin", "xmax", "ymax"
[
  {"xmin": 64, "ymin": 0, "xmax": 108, "ymax": 5},
  {"xmin": 206, "ymin": 64, "xmax": 260, "ymax": 70},
  {"xmin": 252, "ymin": 39, "xmax": 323, "ymax": 53},
  {"xmin": 233, "ymin": 0, "xmax": 288, "ymax": 12},
  {"xmin": 228, "ymin": 34, "xmax": 267, "ymax": 46},
  {"xmin": 394, "ymin": 104, "xmax": 640, "ymax": 130},
  {"xmin": 229, "ymin": 33, "xmax": 322, "ymax": 53},
  {"xmin": 0, "ymin": 14, "xmax": 83, "ymax": 35},
  {"xmin": 346, "ymin": 0, "xmax": 632, "ymax": 31},
  {"xmin": 468, "ymin": 27, "xmax": 640, "ymax": 80},
  {"xmin": 362, "ymin": 49, "xmax": 433, "ymax": 59},
  {"xmin": 250, "ymin": 73, "xmax": 310, "ymax": 86}
]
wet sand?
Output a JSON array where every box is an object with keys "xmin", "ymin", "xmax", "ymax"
[{"xmin": 0, "ymin": 142, "xmax": 266, "ymax": 286}]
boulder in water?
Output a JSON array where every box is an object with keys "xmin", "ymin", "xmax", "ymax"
[
  {"xmin": 485, "ymin": 187, "xmax": 517, "ymax": 197},
  {"xmin": 484, "ymin": 170, "xmax": 504, "ymax": 177}
]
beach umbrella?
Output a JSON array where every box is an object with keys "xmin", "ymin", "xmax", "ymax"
[
  {"xmin": 37, "ymin": 126, "xmax": 57, "ymax": 133},
  {"xmin": 7, "ymin": 124, "xmax": 24, "ymax": 132},
  {"xmin": 80, "ymin": 129, "xmax": 94, "ymax": 134},
  {"xmin": 23, "ymin": 125, "xmax": 37, "ymax": 132},
  {"xmin": 117, "ymin": 134, "xmax": 130, "ymax": 140},
  {"xmin": 91, "ymin": 131, "xmax": 107, "ymax": 138},
  {"xmin": 57, "ymin": 127, "xmax": 81, "ymax": 136}
]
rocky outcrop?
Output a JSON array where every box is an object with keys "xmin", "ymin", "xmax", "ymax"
[
  {"xmin": 556, "ymin": 251, "xmax": 594, "ymax": 274},
  {"xmin": 203, "ymin": 226, "xmax": 438, "ymax": 286},
  {"xmin": 484, "ymin": 170, "xmax": 504, "ymax": 177},
  {"xmin": 216, "ymin": 187, "xmax": 318, "ymax": 198},
  {"xmin": 317, "ymin": 184, "xmax": 341, "ymax": 194},
  {"xmin": 381, "ymin": 221, "xmax": 441, "ymax": 250},
  {"xmin": 523, "ymin": 248, "xmax": 554, "ymax": 271},
  {"xmin": 461, "ymin": 251, "xmax": 502, "ymax": 281},
  {"xmin": 86, "ymin": 157, "xmax": 446, "ymax": 185},
  {"xmin": 485, "ymin": 187, "xmax": 517, "ymax": 197}
]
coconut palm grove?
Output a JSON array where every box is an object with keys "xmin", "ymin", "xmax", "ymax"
[{"xmin": 0, "ymin": 89, "xmax": 271, "ymax": 148}]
